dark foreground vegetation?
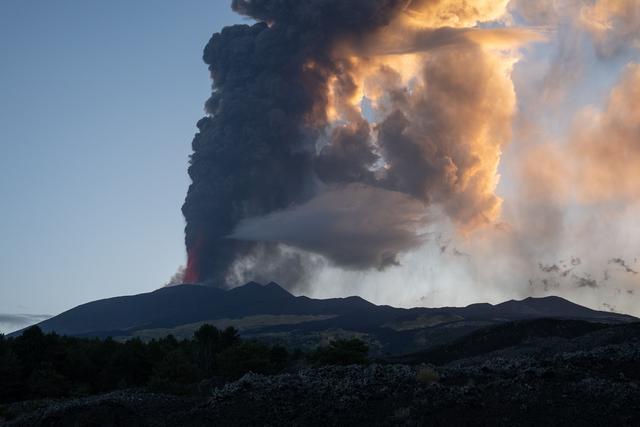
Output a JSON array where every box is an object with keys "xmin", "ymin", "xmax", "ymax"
[
  {"xmin": 0, "ymin": 325, "xmax": 369, "ymax": 404},
  {"xmin": 2, "ymin": 319, "xmax": 640, "ymax": 426}
]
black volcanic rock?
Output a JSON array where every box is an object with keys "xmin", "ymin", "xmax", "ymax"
[{"xmin": 6, "ymin": 320, "xmax": 640, "ymax": 427}]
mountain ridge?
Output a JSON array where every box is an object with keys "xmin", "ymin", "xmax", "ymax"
[{"xmin": 11, "ymin": 282, "xmax": 636, "ymax": 355}]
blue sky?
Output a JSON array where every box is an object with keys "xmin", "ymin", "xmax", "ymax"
[{"xmin": 0, "ymin": 1, "xmax": 243, "ymax": 327}]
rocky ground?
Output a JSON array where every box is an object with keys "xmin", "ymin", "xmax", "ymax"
[{"xmin": 3, "ymin": 321, "xmax": 640, "ymax": 426}]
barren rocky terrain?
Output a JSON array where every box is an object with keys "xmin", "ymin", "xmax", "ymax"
[{"xmin": 4, "ymin": 320, "xmax": 639, "ymax": 426}]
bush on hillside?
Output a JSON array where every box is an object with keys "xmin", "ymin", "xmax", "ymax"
[{"xmin": 310, "ymin": 339, "xmax": 370, "ymax": 366}]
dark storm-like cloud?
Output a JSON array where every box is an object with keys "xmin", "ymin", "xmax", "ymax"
[
  {"xmin": 182, "ymin": 0, "xmax": 412, "ymax": 285},
  {"xmin": 182, "ymin": 0, "xmax": 533, "ymax": 286}
]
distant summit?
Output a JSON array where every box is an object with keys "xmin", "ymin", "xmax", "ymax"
[{"xmin": 13, "ymin": 282, "xmax": 636, "ymax": 355}]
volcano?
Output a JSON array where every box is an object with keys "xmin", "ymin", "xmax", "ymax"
[{"xmin": 14, "ymin": 282, "xmax": 635, "ymax": 355}]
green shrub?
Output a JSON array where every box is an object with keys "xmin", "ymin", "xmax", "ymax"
[
  {"xmin": 310, "ymin": 339, "xmax": 369, "ymax": 366},
  {"xmin": 192, "ymin": 324, "xmax": 240, "ymax": 376},
  {"xmin": 149, "ymin": 349, "xmax": 199, "ymax": 392},
  {"xmin": 0, "ymin": 324, "xmax": 325, "ymax": 403},
  {"xmin": 0, "ymin": 349, "xmax": 23, "ymax": 401},
  {"xmin": 216, "ymin": 341, "xmax": 287, "ymax": 379},
  {"xmin": 416, "ymin": 365, "xmax": 440, "ymax": 384}
]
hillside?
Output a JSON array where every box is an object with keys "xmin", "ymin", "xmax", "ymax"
[{"xmin": 15, "ymin": 282, "xmax": 635, "ymax": 356}]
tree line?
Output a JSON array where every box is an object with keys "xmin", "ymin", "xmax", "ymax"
[{"xmin": 0, "ymin": 325, "xmax": 369, "ymax": 403}]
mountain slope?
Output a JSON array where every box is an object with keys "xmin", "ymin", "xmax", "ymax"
[{"xmin": 17, "ymin": 282, "xmax": 636, "ymax": 355}]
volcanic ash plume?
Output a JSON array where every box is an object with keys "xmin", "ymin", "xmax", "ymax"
[
  {"xmin": 182, "ymin": 0, "xmax": 533, "ymax": 286},
  {"xmin": 424, "ymin": 0, "xmax": 640, "ymax": 315}
]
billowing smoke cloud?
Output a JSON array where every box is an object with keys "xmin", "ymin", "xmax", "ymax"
[
  {"xmin": 182, "ymin": 0, "xmax": 525, "ymax": 285},
  {"xmin": 570, "ymin": 63, "xmax": 640, "ymax": 202},
  {"xmin": 577, "ymin": 0, "xmax": 640, "ymax": 57},
  {"xmin": 401, "ymin": 0, "xmax": 640, "ymax": 314},
  {"xmin": 180, "ymin": 0, "xmax": 639, "ymax": 316},
  {"xmin": 371, "ymin": 43, "xmax": 515, "ymax": 231},
  {"xmin": 182, "ymin": 0, "xmax": 410, "ymax": 284},
  {"xmin": 508, "ymin": 0, "xmax": 640, "ymax": 100},
  {"xmin": 164, "ymin": 266, "xmax": 186, "ymax": 287}
]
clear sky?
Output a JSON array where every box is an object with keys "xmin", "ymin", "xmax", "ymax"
[{"xmin": 0, "ymin": 1, "xmax": 244, "ymax": 329}]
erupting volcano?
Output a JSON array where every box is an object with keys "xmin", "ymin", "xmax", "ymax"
[
  {"xmin": 180, "ymin": 0, "xmax": 536, "ymax": 286},
  {"xmin": 178, "ymin": 0, "xmax": 640, "ymax": 316}
]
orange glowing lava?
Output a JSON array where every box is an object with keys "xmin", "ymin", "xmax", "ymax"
[{"xmin": 183, "ymin": 237, "xmax": 203, "ymax": 284}]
